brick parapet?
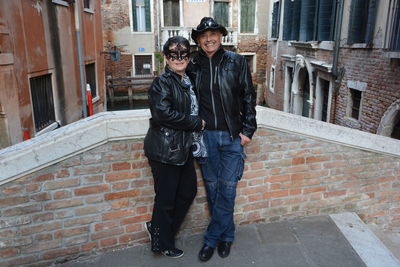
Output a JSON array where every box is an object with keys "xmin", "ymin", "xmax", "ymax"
[{"xmin": 0, "ymin": 108, "xmax": 399, "ymax": 266}]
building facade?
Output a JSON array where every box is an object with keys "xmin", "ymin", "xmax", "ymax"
[
  {"xmin": 102, "ymin": 0, "xmax": 269, "ymax": 105},
  {"xmin": 0, "ymin": 0, "xmax": 105, "ymax": 149},
  {"xmin": 265, "ymin": 0, "xmax": 400, "ymax": 139}
]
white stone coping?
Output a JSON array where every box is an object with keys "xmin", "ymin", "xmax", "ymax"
[
  {"xmin": 1, "ymin": 106, "xmax": 399, "ymax": 185},
  {"xmin": 330, "ymin": 212, "xmax": 400, "ymax": 267},
  {"xmin": 256, "ymin": 106, "xmax": 400, "ymax": 158}
]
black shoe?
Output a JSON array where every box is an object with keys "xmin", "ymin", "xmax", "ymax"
[
  {"xmin": 198, "ymin": 244, "xmax": 214, "ymax": 262},
  {"xmin": 162, "ymin": 248, "xmax": 184, "ymax": 258},
  {"xmin": 217, "ymin": 241, "xmax": 232, "ymax": 258},
  {"xmin": 144, "ymin": 221, "xmax": 152, "ymax": 240}
]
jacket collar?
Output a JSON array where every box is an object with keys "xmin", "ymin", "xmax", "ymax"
[{"xmin": 165, "ymin": 65, "xmax": 190, "ymax": 89}]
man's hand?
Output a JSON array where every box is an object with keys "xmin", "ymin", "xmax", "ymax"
[{"xmin": 239, "ymin": 133, "xmax": 251, "ymax": 146}]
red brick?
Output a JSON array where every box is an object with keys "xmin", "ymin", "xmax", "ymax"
[
  {"xmin": 64, "ymin": 216, "xmax": 100, "ymax": 227},
  {"xmin": 56, "ymin": 169, "xmax": 70, "ymax": 178},
  {"xmin": 0, "ymin": 195, "xmax": 29, "ymax": 207},
  {"xmin": 120, "ymin": 214, "xmax": 151, "ymax": 225},
  {"xmin": 95, "ymin": 221, "xmax": 118, "ymax": 231},
  {"xmin": 292, "ymin": 157, "xmax": 305, "ymax": 165},
  {"xmin": 54, "ymin": 226, "xmax": 89, "ymax": 238},
  {"xmin": 131, "ymin": 143, "xmax": 143, "ymax": 150},
  {"xmin": 303, "ymin": 186, "xmax": 326, "ymax": 194},
  {"xmin": 20, "ymin": 222, "xmax": 62, "ymax": 235},
  {"xmin": 111, "ymin": 199, "xmax": 130, "ymax": 209},
  {"xmin": 112, "ymin": 162, "xmax": 131, "ymax": 171},
  {"xmin": 30, "ymin": 192, "xmax": 51, "ymax": 201},
  {"xmin": 32, "ymin": 212, "xmax": 54, "ymax": 222},
  {"xmin": 99, "ymin": 237, "xmax": 118, "ymax": 247},
  {"xmin": 102, "ymin": 209, "xmax": 135, "ymax": 220},
  {"xmin": 42, "ymin": 247, "xmax": 80, "ymax": 260},
  {"xmin": 44, "ymin": 199, "xmax": 83, "ymax": 210},
  {"xmin": 306, "ymin": 155, "xmax": 331, "ymax": 163},
  {"xmin": 266, "ymin": 174, "xmax": 290, "ymax": 183},
  {"xmin": 33, "ymin": 173, "xmax": 54, "ymax": 182},
  {"xmin": 131, "ymin": 161, "xmax": 149, "ymax": 169},
  {"xmin": 44, "ymin": 178, "xmax": 80, "ymax": 190},
  {"xmin": 324, "ymin": 190, "xmax": 347, "ymax": 198},
  {"xmin": 112, "ymin": 143, "xmax": 129, "ymax": 151},
  {"xmin": 26, "ymin": 184, "xmax": 41, "ymax": 193},
  {"xmin": 73, "ymin": 165, "xmax": 109, "ymax": 175},
  {"xmin": 91, "ymin": 228, "xmax": 123, "ymax": 240},
  {"xmin": 0, "ymin": 248, "xmax": 19, "ymax": 258},
  {"xmin": 74, "ymin": 184, "xmax": 110, "ymax": 196},
  {"xmin": 104, "ymin": 189, "xmax": 140, "ymax": 200},
  {"xmin": 112, "ymin": 181, "xmax": 130, "ymax": 190},
  {"xmin": 125, "ymin": 223, "xmax": 142, "ymax": 233},
  {"xmin": 263, "ymin": 189, "xmax": 289, "ymax": 199},
  {"xmin": 105, "ymin": 171, "xmax": 141, "ymax": 182},
  {"xmin": 83, "ymin": 175, "xmax": 104, "ymax": 184},
  {"xmin": 81, "ymin": 241, "xmax": 98, "ymax": 252},
  {"xmin": 3, "ymin": 203, "xmax": 42, "ymax": 216},
  {"xmin": 1, "ymin": 186, "xmax": 23, "ymax": 195},
  {"xmin": 35, "ymin": 233, "xmax": 53, "ymax": 241},
  {"xmin": 53, "ymin": 190, "xmax": 72, "ymax": 199}
]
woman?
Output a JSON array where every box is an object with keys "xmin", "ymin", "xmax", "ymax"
[{"xmin": 143, "ymin": 36, "xmax": 205, "ymax": 258}]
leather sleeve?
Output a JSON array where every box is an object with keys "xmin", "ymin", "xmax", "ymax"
[
  {"xmin": 149, "ymin": 77, "xmax": 203, "ymax": 132},
  {"xmin": 239, "ymin": 55, "xmax": 257, "ymax": 139}
]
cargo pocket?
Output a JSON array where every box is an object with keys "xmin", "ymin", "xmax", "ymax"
[{"xmin": 236, "ymin": 152, "xmax": 247, "ymax": 180}]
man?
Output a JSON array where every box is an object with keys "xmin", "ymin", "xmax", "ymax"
[{"xmin": 188, "ymin": 17, "xmax": 257, "ymax": 262}]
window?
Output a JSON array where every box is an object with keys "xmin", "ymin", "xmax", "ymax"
[
  {"xmin": 163, "ymin": 0, "xmax": 179, "ymax": 26},
  {"xmin": 271, "ymin": 1, "xmax": 280, "ymax": 39},
  {"xmin": 321, "ymin": 79, "xmax": 329, "ymax": 122},
  {"xmin": 30, "ymin": 74, "xmax": 56, "ymax": 132},
  {"xmin": 134, "ymin": 55, "xmax": 153, "ymax": 76},
  {"xmin": 349, "ymin": 89, "xmax": 362, "ymax": 119},
  {"xmin": 240, "ymin": 0, "xmax": 255, "ymax": 33},
  {"xmin": 282, "ymin": 0, "xmax": 335, "ymax": 41},
  {"xmin": 84, "ymin": 0, "xmax": 92, "ymax": 9},
  {"xmin": 347, "ymin": 0, "xmax": 378, "ymax": 45},
  {"xmin": 388, "ymin": 0, "xmax": 400, "ymax": 51},
  {"xmin": 243, "ymin": 54, "xmax": 255, "ymax": 73},
  {"xmin": 85, "ymin": 63, "xmax": 97, "ymax": 98},
  {"xmin": 214, "ymin": 0, "xmax": 229, "ymax": 28},
  {"xmin": 269, "ymin": 66, "xmax": 275, "ymax": 93},
  {"xmin": 132, "ymin": 0, "xmax": 151, "ymax": 32}
]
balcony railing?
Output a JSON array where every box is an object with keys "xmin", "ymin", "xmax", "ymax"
[{"xmin": 160, "ymin": 26, "xmax": 238, "ymax": 46}]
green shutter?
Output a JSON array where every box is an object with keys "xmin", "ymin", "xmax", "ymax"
[
  {"xmin": 299, "ymin": 0, "xmax": 317, "ymax": 41},
  {"xmin": 144, "ymin": 0, "xmax": 151, "ymax": 32},
  {"xmin": 214, "ymin": 2, "xmax": 229, "ymax": 27},
  {"xmin": 132, "ymin": 0, "xmax": 137, "ymax": 31},
  {"xmin": 317, "ymin": 0, "xmax": 335, "ymax": 41},
  {"xmin": 365, "ymin": 0, "xmax": 378, "ymax": 46},
  {"xmin": 241, "ymin": 0, "xmax": 255, "ymax": 33},
  {"xmin": 283, "ymin": 0, "xmax": 293, "ymax": 40},
  {"xmin": 271, "ymin": 1, "xmax": 280, "ymax": 38},
  {"xmin": 348, "ymin": 0, "xmax": 368, "ymax": 44},
  {"xmin": 291, "ymin": 0, "xmax": 301, "ymax": 40},
  {"xmin": 393, "ymin": 1, "xmax": 400, "ymax": 51}
]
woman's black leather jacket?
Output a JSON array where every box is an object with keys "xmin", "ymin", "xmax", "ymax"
[
  {"xmin": 187, "ymin": 49, "xmax": 257, "ymax": 139},
  {"xmin": 144, "ymin": 67, "xmax": 202, "ymax": 165}
]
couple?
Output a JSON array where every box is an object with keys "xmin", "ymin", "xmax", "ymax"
[{"xmin": 143, "ymin": 17, "xmax": 257, "ymax": 262}]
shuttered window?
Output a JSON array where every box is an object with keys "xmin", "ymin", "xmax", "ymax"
[
  {"xmin": 163, "ymin": 0, "xmax": 179, "ymax": 26},
  {"xmin": 30, "ymin": 74, "xmax": 56, "ymax": 132},
  {"xmin": 282, "ymin": 0, "xmax": 293, "ymax": 40},
  {"xmin": 240, "ymin": 0, "xmax": 255, "ymax": 33},
  {"xmin": 299, "ymin": 0, "xmax": 316, "ymax": 41},
  {"xmin": 132, "ymin": 0, "xmax": 151, "ymax": 32},
  {"xmin": 390, "ymin": 0, "xmax": 400, "ymax": 51},
  {"xmin": 271, "ymin": 1, "xmax": 280, "ymax": 38},
  {"xmin": 290, "ymin": 0, "xmax": 301, "ymax": 40},
  {"xmin": 348, "ymin": 0, "xmax": 378, "ymax": 45},
  {"xmin": 214, "ymin": 0, "xmax": 229, "ymax": 27},
  {"xmin": 317, "ymin": 0, "xmax": 335, "ymax": 41}
]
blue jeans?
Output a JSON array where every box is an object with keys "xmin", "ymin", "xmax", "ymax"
[{"xmin": 199, "ymin": 130, "xmax": 246, "ymax": 248}]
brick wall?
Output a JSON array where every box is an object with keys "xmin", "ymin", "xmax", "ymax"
[
  {"xmin": 1, "ymin": 127, "xmax": 399, "ymax": 266},
  {"xmin": 335, "ymin": 49, "xmax": 400, "ymax": 133}
]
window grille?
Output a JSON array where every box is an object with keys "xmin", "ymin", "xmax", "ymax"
[
  {"xmin": 85, "ymin": 63, "xmax": 97, "ymax": 98},
  {"xmin": 134, "ymin": 55, "xmax": 153, "ymax": 76},
  {"xmin": 30, "ymin": 74, "xmax": 56, "ymax": 132}
]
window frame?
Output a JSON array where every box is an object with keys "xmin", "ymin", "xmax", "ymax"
[
  {"xmin": 240, "ymin": 52, "xmax": 256, "ymax": 74},
  {"xmin": 345, "ymin": 80, "xmax": 366, "ymax": 122},
  {"xmin": 213, "ymin": 0, "xmax": 231, "ymax": 28},
  {"xmin": 269, "ymin": 65, "xmax": 276, "ymax": 93},
  {"xmin": 162, "ymin": 0, "xmax": 181, "ymax": 27},
  {"xmin": 85, "ymin": 62, "xmax": 99, "ymax": 101},
  {"xmin": 239, "ymin": 0, "xmax": 257, "ymax": 34},
  {"xmin": 133, "ymin": 53, "xmax": 155, "ymax": 77},
  {"xmin": 270, "ymin": 0, "xmax": 281, "ymax": 39},
  {"xmin": 28, "ymin": 71, "xmax": 58, "ymax": 134},
  {"xmin": 130, "ymin": 0, "xmax": 153, "ymax": 33}
]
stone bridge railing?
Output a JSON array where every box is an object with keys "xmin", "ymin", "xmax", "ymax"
[{"xmin": 0, "ymin": 107, "xmax": 399, "ymax": 266}]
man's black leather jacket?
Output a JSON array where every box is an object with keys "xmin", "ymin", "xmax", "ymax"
[
  {"xmin": 144, "ymin": 67, "xmax": 202, "ymax": 165},
  {"xmin": 188, "ymin": 49, "xmax": 257, "ymax": 139}
]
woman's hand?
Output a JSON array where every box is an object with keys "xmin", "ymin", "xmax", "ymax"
[{"xmin": 239, "ymin": 133, "xmax": 251, "ymax": 146}]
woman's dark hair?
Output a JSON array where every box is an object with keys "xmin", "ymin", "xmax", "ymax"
[{"xmin": 162, "ymin": 36, "xmax": 190, "ymax": 55}]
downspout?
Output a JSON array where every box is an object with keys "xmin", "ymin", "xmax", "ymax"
[
  {"xmin": 74, "ymin": 0, "xmax": 88, "ymax": 118},
  {"xmin": 331, "ymin": 0, "xmax": 345, "ymax": 123}
]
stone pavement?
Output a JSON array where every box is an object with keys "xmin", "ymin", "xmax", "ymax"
[{"xmin": 60, "ymin": 213, "xmax": 400, "ymax": 267}]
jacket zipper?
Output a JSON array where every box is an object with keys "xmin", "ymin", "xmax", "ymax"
[
  {"xmin": 217, "ymin": 54, "xmax": 233, "ymax": 139},
  {"xmin": 209, "ymin": 58, "xmax": 218, "ymax": 129}
]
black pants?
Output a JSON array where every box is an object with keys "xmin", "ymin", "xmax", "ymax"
[{"xmin": 149, "ymin": 156, "xmax": 197, "ymax": 251}]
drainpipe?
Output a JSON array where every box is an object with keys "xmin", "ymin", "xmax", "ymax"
[
  {"xmin": 332, "ymin": 0, "xmax": 344, "ymax": 80},
  {"xmin": 74, "ymin": 0, "xmax": 88, "ymax": 118}
]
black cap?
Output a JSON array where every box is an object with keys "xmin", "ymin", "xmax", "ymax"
[{"xmin": 191, "ymin": 17, "xmax": 228, "ymax": 44}]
